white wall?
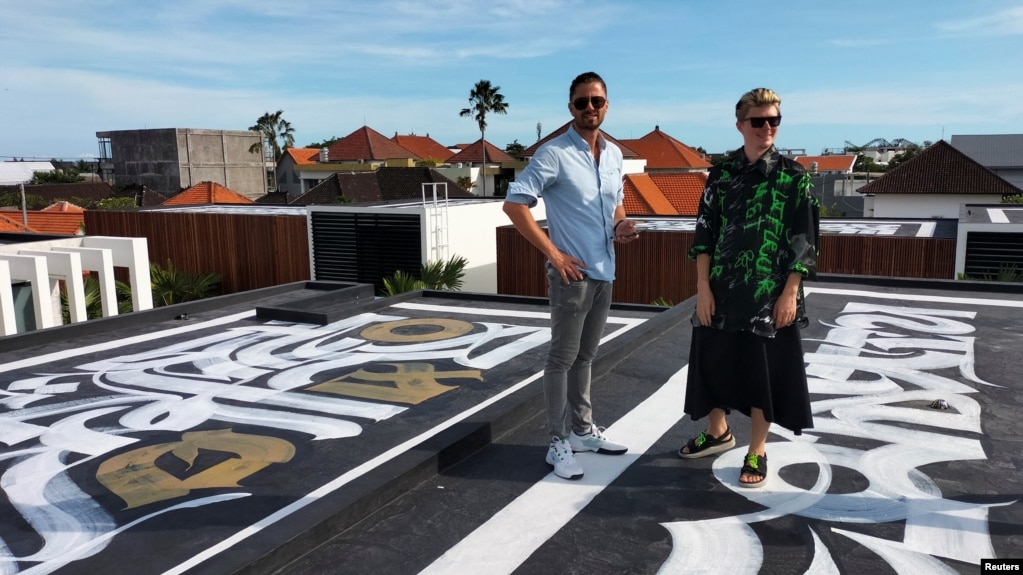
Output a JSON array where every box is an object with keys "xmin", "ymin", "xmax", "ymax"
[
  {"xmin": 870, "ymin": 194, "xmax": 1002, "ymax": 218},
  {"xmin": 433, "ymin": 199, "xmax": 546, "ymax": 293},
  {"xmin": 622, "ymin": 158, "xmax": 647, "ymax": 175}
]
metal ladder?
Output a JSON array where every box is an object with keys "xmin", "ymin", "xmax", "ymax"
[{"xmin": 421, "ymin": 182, "xmax": 449, "ymax": 263}]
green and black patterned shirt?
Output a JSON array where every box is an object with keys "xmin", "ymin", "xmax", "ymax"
[{"xmin": 689, "ymin": 145, "xmax": 819, "ymax": 337}]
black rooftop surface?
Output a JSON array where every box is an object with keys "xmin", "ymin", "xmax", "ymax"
[{"xmin": 2, "ymin": 276, "xmax": 1022, "ymax": 574}]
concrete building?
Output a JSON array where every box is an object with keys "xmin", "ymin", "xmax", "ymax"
[{"xmin": 95, "ymin": 128, "xmax": 266, "ymax": 199}]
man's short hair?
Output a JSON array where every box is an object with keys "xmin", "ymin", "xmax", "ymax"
[
  {"xmin": 570, "ymin": 72, "xmax": 607, "ymax": 99},
  {"xmin": 735, "ymin": 88, "xmax": 781, "ymax": 121}
]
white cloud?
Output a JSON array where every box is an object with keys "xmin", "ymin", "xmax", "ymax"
[{"xmin": 935, "ymin": 6, "xmax": 1023, "ymax": 36}]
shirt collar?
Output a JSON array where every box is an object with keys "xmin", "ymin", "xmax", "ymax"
[
  {"xmin": 567, "ymin": 124, "xmax": 605, "ymax": 152},
  {"xmin": 732, "ymin": 145, "xmax": 780, "ymax": 175}
]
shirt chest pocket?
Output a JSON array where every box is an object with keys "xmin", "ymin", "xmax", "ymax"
[{"xmin": 599, "ymin": 166, "xmax": 620, "ymax": 194}]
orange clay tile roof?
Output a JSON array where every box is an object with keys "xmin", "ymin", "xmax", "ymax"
[
  {"xmin": 623, "ymin": 174, "xmax": 678, "ymax": 216},
  {"xmin": 283, "ymin": 148, "xmax": 321, "ymax": 165},
  {"xmin": 522, "ymin": 121, "xmax": 639, "ymax": 159},
  {"xmin": 162, "ymin": 181, "xmax": 255, "ymax": 205},
  {"xmin": 327, "ymin": 126, "xmax": 418, "ymax": 162},
  {"xmin": 41, "ymin": 201, "xmax": 86, "ymax": 212},
  {"xmin": 446, "ymin": 139, "xmax": 514, "ymax": 164},
  {"xmin": 648, "ymin": 172, "xmax": 707, "ymax": 215},
  {"xmin": 0, "ymin": 212, "xmax": 34, "ymax": 233},
  {"xmin": 619, "ymin": 126, "xmax": 711, "ymax": 169},
  {"xmin": 0, "ymin": 210, "xmax": 84, "ymax": 234},
  {"xmin": 859, "ymin": 140, "xmax": 1022, "ymax": 196},
  {"xmin": 392, "ymin": 134, "xmax": 454, "ymax": 162},
  {"xmin": 794, "ymin": 155, "xmax": 856, "ymax": 173}
]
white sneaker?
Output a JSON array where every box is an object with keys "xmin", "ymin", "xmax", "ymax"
[
  {"xmin": 569, "ymin": 424, "xmax": 628, "ymax": 455},
  {"xmin": 545, "ymin": 436, "xmax": 584, "ymax": 480}
]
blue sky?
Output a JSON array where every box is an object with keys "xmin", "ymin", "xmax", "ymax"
[{"xmin": 2, "ymin": 0, "xmax": 1021, "ymax": 160}]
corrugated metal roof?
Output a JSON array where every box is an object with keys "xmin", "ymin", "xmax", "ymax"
[
  {"xmin": 0, "ymin": 162, "xmax": 54, "ymax": 185},
  {"xmin": 950, "ymin": 134, "xmax": 1023, "ymax": 167}
]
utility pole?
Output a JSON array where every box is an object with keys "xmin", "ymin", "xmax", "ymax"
[{"xmin": 19, "ymin": 182, "xmax": 27, "ymax": 226}]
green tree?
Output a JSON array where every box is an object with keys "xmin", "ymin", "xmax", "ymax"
[
  {"xmin": 854, "ymin": 153, "xmax": 884, "ymax": 173},
  {"xmin": 885, "ymin": 145, "xmax": 921, "ymax": 171},
  {"xmin": 248, "ymin": 110, "xmax": 296, "ymax": 162},
  {"xmin": 305, "ymin": 136, "xmax": 340, "ymax": 150},
  {"xmin": 505, "ymin": 139, "xmax": 525, "ymax": 158},
  {"xmin": 30, "ymin": 169, "xmax": 81, "ymax": 184},
  {"xmin": 0, "ymin": 192, "xmax": 46, "ymax": 210},
  {"xmin": 459, "ymin": 80, "xmax": 509, "ymax": 197},
  {"xmin": 1003, "ymin": 194, "xmax": 1023, "ymax": 204},
  {"xmin": 96, "ymin": 197, "xmax": 138, "ymax": 209}
]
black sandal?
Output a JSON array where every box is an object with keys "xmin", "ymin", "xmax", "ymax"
[
  {"xmin": 738, "ymin": 452, "xmax": 768, "ymax": 488},
  {"xmin": 678, "ymin": 426, "xmax": 735, "ymax": 459}
]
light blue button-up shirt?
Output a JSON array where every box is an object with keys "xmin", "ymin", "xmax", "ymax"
[{"xmin": 504, "ymin": 125, "xmax": 624, "ymax": 281}]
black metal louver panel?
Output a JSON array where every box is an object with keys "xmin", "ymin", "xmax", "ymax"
[
  {"xmin": 310, "ymin": 211, "xmax": 422, "ymax": 291},
  {"xmin": 964, "ymin": 231, "xmax": 1023, "ymax": 279}
]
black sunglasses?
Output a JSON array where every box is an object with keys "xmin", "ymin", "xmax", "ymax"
[
  {"xmin": 572, "ymin": 96, "xmax": 607, "ymax": 110},
  {"xmin": 746, "ymin": 115, "xmax": 782, "ymax": 128}
]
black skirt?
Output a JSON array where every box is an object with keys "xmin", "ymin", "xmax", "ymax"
[{"xmin": 684, "ymin": 324, "xmax": 813, "ymax": 434}]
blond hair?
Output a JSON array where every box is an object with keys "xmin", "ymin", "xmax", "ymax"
[{"xmin": 735, "ymin": 88, "xmax": 781, "ymax": 121}]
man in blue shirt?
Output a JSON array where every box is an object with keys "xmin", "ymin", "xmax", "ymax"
[{"xmin": 503, "ymin": 71, "xmax": 638, "ymax": 480}]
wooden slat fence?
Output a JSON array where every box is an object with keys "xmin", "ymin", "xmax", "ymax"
[
  {"xmin": 83, "ymin": 210, "xmax": 956, "ymax": 303},
  {"xmin": 497, "ymin": 227, "xmax": 956, "ymax": 305},
  {"xmin": 85, "ymin": 210, "xmax": 310, "ymax": 295}
]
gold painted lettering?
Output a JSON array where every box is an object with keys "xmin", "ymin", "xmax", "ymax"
[
  {"xmin": 360, "ymin": 318, "xmax": 473, "ymax": 343},
  {"xmin": 310, "ymin": 362, "xmax": 481, "ymax": 405},
  {"xmin": 96, "ymin": 429, "xmax": 295, "ymax": 509}
]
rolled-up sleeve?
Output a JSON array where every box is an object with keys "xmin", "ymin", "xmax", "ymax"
[{"xmin": 505, "ymin": 147, "xmax": 559, "ymax": 208}]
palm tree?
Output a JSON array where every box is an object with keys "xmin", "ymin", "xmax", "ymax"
[
  {"xmin": 248, "ymin": 110, "xmax": 295, "ymax": 161},
  {"xmin": 248, "ymin": 110, "xmax": 295, "ymax": 192},
  {"xmin": 459, "ymin": 80, "xmax": 508, "ymax": 197}
]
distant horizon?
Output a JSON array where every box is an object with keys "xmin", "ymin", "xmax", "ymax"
[
  {"xmin": 2, "ymin": 1, "xmax": 1021, "ymax": 161},
  {"xmin": 0, "ymin": 125, "xmax": 959, "ymax": 164}
]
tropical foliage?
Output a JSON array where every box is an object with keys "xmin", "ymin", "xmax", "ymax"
[
  {"xmin": 60, "ymin": 261, "xmax": 222, "ymax": 323},
  {"xmin": 381, "ymin": 270, "xmax": 424, "ymax": 296},
  {"xmin": 248, "ymin": 110, "xmax": 295, "ymax": 162},
  {"xmin": 380, "ymin": 255, "xmax": 468, "ymax": 296},
  {"xmin": 60, "ymin": 275, "xmax": 138, "ymax": 322},
  {"xmin": 149, "ymin": 260, "xmax": 223, "ymax": 306},
  {"xmin": 459, "ymin": 79, "xmax": 508, "ymax": 197}
]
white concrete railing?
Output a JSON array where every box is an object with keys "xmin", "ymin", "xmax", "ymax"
[{"xmin": 0, "ymin": 236, "xmax": 153, "ymax": 336}]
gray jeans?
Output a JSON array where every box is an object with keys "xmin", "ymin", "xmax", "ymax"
[{"xmin": 544, "ymin": 264, "xmax": 613, "ymax": 438}]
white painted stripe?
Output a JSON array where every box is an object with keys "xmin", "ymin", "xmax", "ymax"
[
  {"xmin": 158, "ymin": 368, "xmax": 547, "ymax": 575},
  {"xmin": 916, "ymin": 222, "xmax": 936, "ymax": 237},
  {"xmin": 418, "ymin": 367, "xmax": 688, "ymax": 575},
  {"xmin": 394, "ymin": 301, "xmax": 649, "ymax": 325},
  {"xmin": 805, "ymin": 287, "xmax": 1023, "ymax": 308},
  {"xmin": 987, "ymin": 208, "xmax": 1010, "ymax": 224},
  {"xmin": 394, "ymin": 302, "xmax": 554, "ymax": 319},
  {"xmin": 0, "ymin": 311, "xmax": 257, "ymax": 373}
]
